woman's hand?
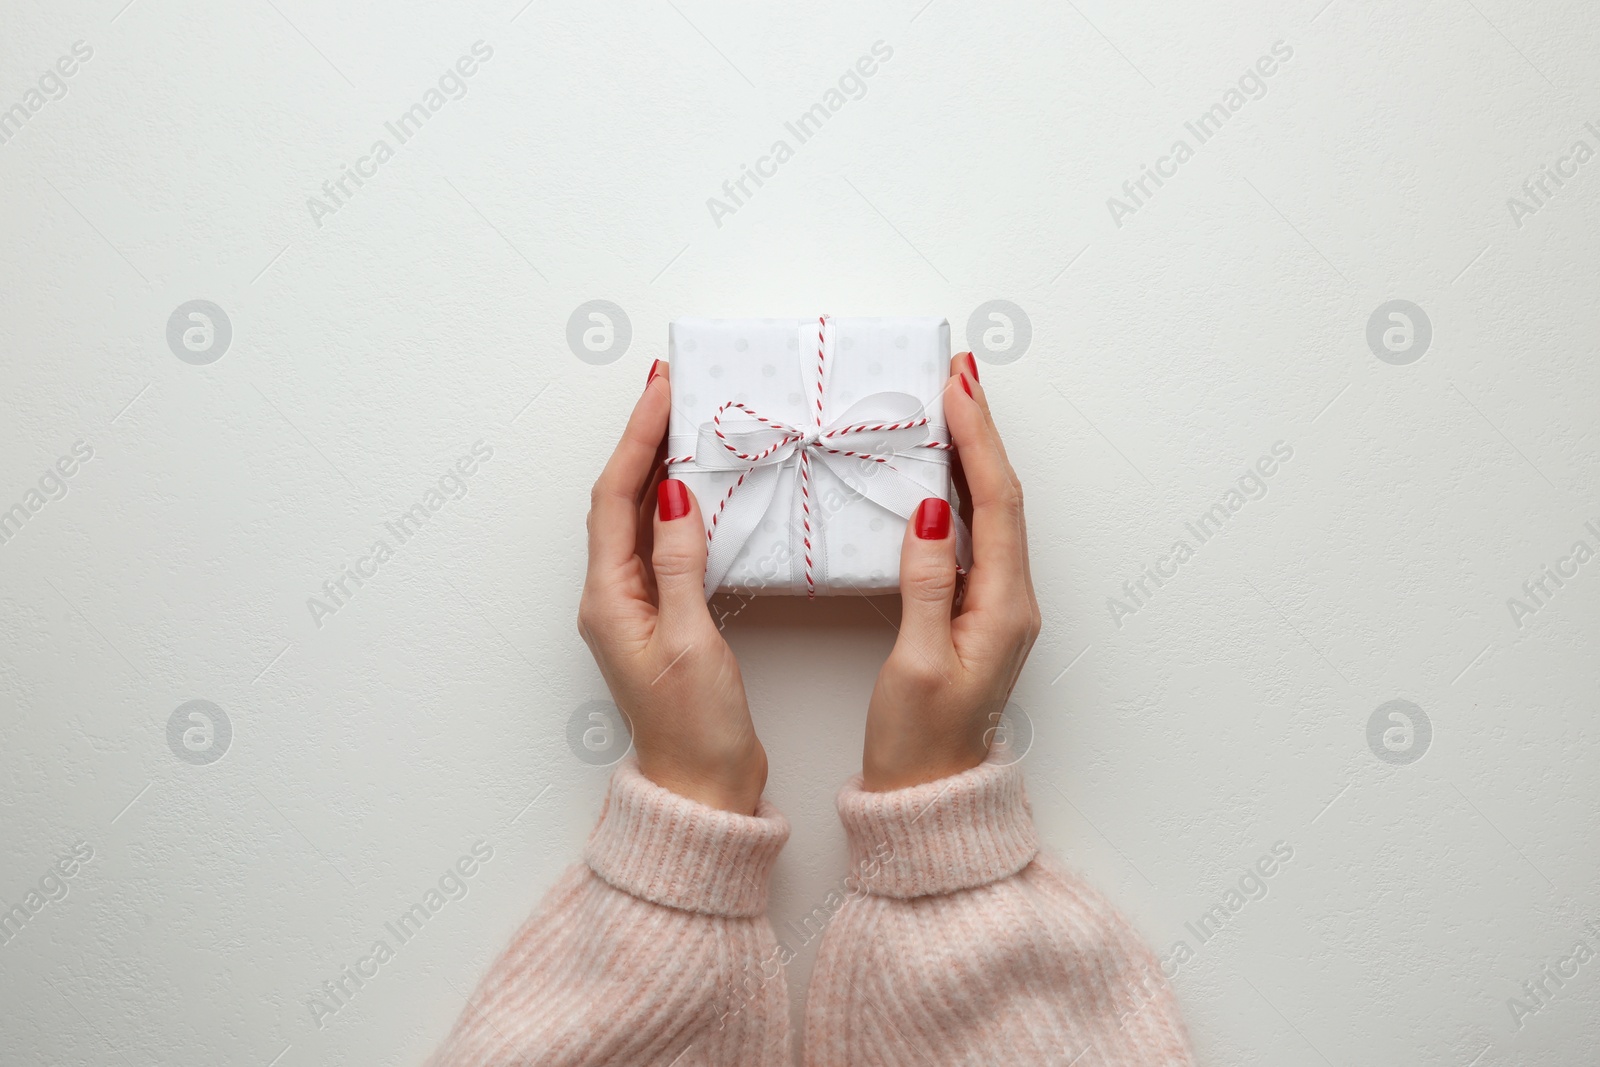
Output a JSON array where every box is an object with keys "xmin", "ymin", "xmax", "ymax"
[
  {"xmin": 577, "ymin": 361, "xmax": 767, "ymax": 813},
  {"xmin": 861, "ymin": 352, "xmax": 1042, "ymax": 791}
]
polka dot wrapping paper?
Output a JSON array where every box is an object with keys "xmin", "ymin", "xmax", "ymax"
[{"xmin": 666, "ymin": 316, "xmax": 960, "ymax": 597}]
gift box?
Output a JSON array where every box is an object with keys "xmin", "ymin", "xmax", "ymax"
[{"xmin": 666, "ymin": 315, "xmax": 970, "ymax": 598}]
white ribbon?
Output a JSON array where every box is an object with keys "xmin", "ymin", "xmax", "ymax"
[{"xmin": 669, "ymin": 316, "xmax": 972, "ymax": 598}]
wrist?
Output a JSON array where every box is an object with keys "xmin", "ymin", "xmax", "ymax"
[
  {"xmin": 636, "ymin": 743, "xmax": 768, "ymax": 814},
  {"xmin": 861, "ymin": 735, "xmax": 988, "ymax": 792}
]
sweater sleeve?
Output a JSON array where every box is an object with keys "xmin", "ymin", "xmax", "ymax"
[
  {"xmin": 428, "ymin": 757, "xmax": 793, "ymax": 1067},
  {"xmin": 803, "ymin": 746, "xmax": 1195, "ymax": 1067}
]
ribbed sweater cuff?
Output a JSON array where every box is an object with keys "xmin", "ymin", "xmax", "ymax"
[
  {"xmin": 583, "ymin": 757, "xmax": 789, "ymax": 918},
  {"xmin": 836, "ymin": 744, "xmax": 1038, "ymax": 899}
]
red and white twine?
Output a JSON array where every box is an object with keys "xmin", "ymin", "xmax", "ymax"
[{"xmin": 799, "ymin": 314, "xmax": 826, "ymax": 596}]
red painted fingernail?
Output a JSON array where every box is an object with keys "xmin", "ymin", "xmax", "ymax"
[
  {"xmin": 960, "ymin": 373, "xmax": 974, "ymax": 398},
  {"xmin": 913, "ymin": 497, "xmax": 951, "ymax": 540},
  {"xmin": 961, "ymin": 351, "xmax": 979, "ymax": 382},
  {"xmin": 658, "ymin": 478, "xmax": 690, "ymax": 521},
  {"xmin": 646, "ymin": 359, "xmax": 663, "ymax": 387}
]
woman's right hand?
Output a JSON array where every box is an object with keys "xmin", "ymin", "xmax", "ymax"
[
  {"xmin": 860, "ymin": 352, "xmax": 1042, "ymax": 791},
  {"xmin": 577, "ymin": 361, "xmax": 768, "ymax": 814}
]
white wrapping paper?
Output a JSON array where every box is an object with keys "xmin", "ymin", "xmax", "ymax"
[{"xmin": 666, "ymin": 316, "xmax": 956, "ymax": 596}]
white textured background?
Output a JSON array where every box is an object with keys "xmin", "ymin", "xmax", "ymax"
[{"xmin": 2, "ymin": 0, "xmax": 1597, "ymax": 1064}]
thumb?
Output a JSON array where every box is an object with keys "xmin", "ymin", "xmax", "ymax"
[
  {"xmin": 894, "ymin": 496, "xmax": 957, "ymax": 658},
  {"xmin": 652, "ymin": 478, "xmax": 715, "ymax": 625}
]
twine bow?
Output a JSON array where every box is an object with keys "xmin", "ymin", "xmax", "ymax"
[{"xmin": 667, "ymin": 315, "xmax": 971, "ymax": 598}]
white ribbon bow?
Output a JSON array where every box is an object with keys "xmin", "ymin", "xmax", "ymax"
[{"xmin": 668, "ymin": 316, "xmax": 972, "ymax": 599}]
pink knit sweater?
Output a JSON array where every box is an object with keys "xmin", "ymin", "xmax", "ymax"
[{"xmin": 427, "ymin": 747, "xmax": 1194, "ymax": 1066}]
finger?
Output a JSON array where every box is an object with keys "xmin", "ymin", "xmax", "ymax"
[
  {"xmin": 949, "ymin": 429, "xmax": 974, "ymax": 543},
  {"xmin": 946, "ymin": 362, "xmax": 976, "ymax": 579},
  {"xmin": 948, "ymin": 354, "xmax": 975, "ymax": 513},
  {"xmin": 946, "ymin": 352, "xmax": 1021, "ymax": 499},
  {"xmin": 894, "ymin": 497, "xmax": 958, "ymax": 661},
  {"xmin": 588, "ymin": 361, "xmax": 671, "ymax": 578},
  {"xmin": 635, "ymin": 434, "xmax": 669, "ymax": 601},
  {"xmin": 944, "ymin": 353, "xmax": 1030, "ymax": 609},
  {"xmin": 949, "ymin": 450, "xmax": 973, "ymax": 612},
  {"xmin": 651, "ymin": 477, "xmax": 716, "ymax": 629}
]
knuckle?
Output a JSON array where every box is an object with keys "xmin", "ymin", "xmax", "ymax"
[
  {"xmin": 991, "ymin": 596, "xmax": 1036, "ymax": 643},
  {"xmin": 1005, "ymin": 610, "xmax": 1032, "ymax": 641},
  {"xmin": 984, "ymin": 479, "xmax": 1024, "ymax": 518},
  {"xmin": 652, "ymin": 546, "xmax": 701, "ymax": 583},
  {"xmin": 576, "ymin": 597, "xmax": 600, "ymax": 641},
  {"xmin": 903, "ymin": 562, "xmax": 958, "ymax": 605},
  {"xmin": 589, "ymin": 479, "xmax": 631, "ymax": 515},
  {"xmin": 891, "ymin": 650, "xmax": 950, "ymax": 693},
  {"xmin": 1000, "ymin": 479, "xmax": 1025, "ymax": 514}
]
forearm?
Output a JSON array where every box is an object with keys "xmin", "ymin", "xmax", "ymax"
[
  {"xmin": 429, "ymin": 758, "xmax": 793, "ymax": 1067},
  {"xmin": 805, "ymin": 747, "xmax": 1194, "ymax": 1066}
]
